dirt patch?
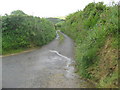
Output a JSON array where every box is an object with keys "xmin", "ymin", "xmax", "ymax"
[{"xmin": 88, "ymin": 37, "xmax": 118, "ymax": 88}]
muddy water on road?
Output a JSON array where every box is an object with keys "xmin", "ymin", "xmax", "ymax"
[{"xmin": 2, "ymin": 31, "xmax": 95, "ymax": 88}]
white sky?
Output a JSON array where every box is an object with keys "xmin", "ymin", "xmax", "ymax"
[{"xmin": 0, "ymin": 0, "xmax": 119, "ymax": 17}]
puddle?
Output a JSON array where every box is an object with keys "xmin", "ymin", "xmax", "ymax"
[
  {"xmin": 56, "ymin": 30, "xmax": 60, "ymax": 39},
  {"xmin": 49, "ymin": 50, "xmax": 76, "ymax": 79}
]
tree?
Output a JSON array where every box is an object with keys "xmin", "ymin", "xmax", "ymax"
[{"xmin": 11, "ymin": 10, "xmax": 26, "ymax": 15}]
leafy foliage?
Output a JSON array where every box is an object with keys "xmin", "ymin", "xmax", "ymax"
[
  {"xmin": 60, "ymin": 2, "xmax": 118, "ymax": 87},
  {"xmin": 11, "ymin": 10, "xmax": 26, "ymax": 15},
  {"xmin": 2, "ymin": 10, "xmax": 56, "ymax": 54}
]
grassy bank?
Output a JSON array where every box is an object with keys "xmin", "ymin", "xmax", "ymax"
[
  {"xmin": 57, "ymin": 31, "xmax": 64, "ymax": 43},
  {"xmin": 60, "ymin": 2, "xmax": 118, "ymax": 88},
  {"xmin": 2, "ymin": 10, "xmax": 56, "ymax": 55}
]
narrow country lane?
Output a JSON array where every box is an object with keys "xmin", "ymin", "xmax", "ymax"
[{"xmin": 2, "ymin": 31, "xmax": 95, "ymax": 88}]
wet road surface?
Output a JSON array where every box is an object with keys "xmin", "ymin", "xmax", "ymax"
[{"xmin": 2, "ymin": 31, "xmax": 95, "ymax": 88}]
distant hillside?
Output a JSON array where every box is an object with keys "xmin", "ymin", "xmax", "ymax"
[{"xmin": 46, "ymin": 18, "xmax": 65, "ymax": 24}]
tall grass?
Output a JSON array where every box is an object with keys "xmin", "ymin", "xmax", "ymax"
[{"xmin": 60, "ymin": 2, "xmax": 118, "ymax": 87}]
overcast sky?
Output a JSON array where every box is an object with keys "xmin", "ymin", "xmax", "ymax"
[{"xmin": 0, "ymin": 0, "xmax": 118, "ymax": 17}]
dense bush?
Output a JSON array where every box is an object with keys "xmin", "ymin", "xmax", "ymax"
[
  {"xmin": 60, "ymin": 2, "xmax": 118, "ymax": 87},
  {"xmin": 2, "ymin": 10, "xmax": 56, "ymax": 54}
]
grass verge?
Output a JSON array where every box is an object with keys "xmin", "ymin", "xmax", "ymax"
[
  {"xmin": 57, "ymin": 31, "xmax": 64, "ymax": 44},
  {"xmin": 2, "ymin": 47, "xmax": 39, "ymax": 56}
]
